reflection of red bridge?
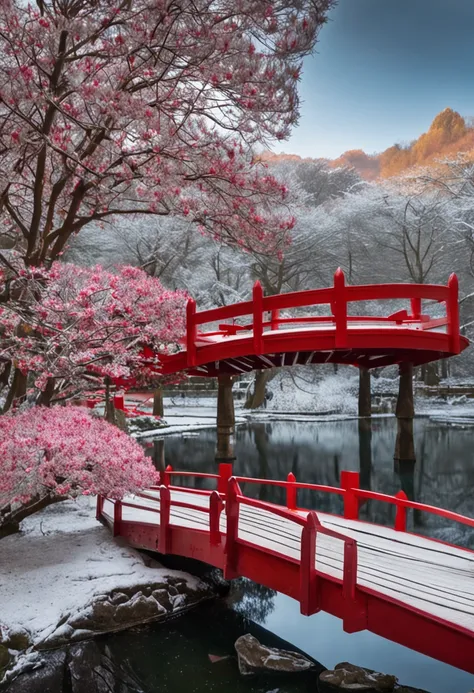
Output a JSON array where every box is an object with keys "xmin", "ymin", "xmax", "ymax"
[
  {"xmin": 98, "ymin": 468, "xmax": 474, "ymax": 674},
  {"xmin": 147, "ymin": 270, "xmax": 468, "ymax": 377}
]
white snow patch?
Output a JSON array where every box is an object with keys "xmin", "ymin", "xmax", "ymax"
[{"xmin": 0, "ymin": 496, "xmax": 202, "ymax": 650}]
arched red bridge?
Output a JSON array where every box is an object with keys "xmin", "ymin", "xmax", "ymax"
[
  {"xmin": 98, "ymin": 468, "xmax": 474, "ymax": 674},
  {"xmin": 144, "ymin": 269, "xmax": 468, "ymax": 377}
]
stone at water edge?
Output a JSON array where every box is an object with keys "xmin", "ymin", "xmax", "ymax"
[
  {"xmin": 317, "ymin": 662, "xmax": 431, "ymax": 692},
  {"xmin": 234, "ymin": 633, "xmax": 314, "ymax": 676},
  {"xmin": 318, "ymin": 661, "xmax": 396, "ymax": 692}
]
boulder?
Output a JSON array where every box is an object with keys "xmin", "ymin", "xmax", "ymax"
[
  {"xmin": 234, "ymin": 633, "xmax": 314, "ymax": 676},
  {"xmin": 68, "ymin": 641, "xmax": 147, "ymax": 693},
  {"xmin": 0, "ymin": 644, "xmax": 11, "ymax": 675},
  {"xmin": 2, "ymin": 650, "xmax": 66, "ymax": 693},
  {"xmin": 318, "ymin": 662, "xmax": 397, "ymax": 692}
]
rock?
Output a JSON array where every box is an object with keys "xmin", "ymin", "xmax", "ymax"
[
  {"xmin": 0, "ymin": 645, "xmax": 11, "ymax": 672},
  {"xmin": 318, "ymin": 662, "xmax": 398, "ymax": 692},
  {"xmin": 3, "ymin": 650, "xmax": 66, "ymax": 693},
  {"xmin": 68, "ymin": 641, "xmax": 110, "ymax": 693},
  {"xmin": 68, "ymin": 642, "xmax": 146, "ymax": 693},
  {"xmin": 109, "ymin": 591, "xmax": 129, "ymax": 606},
  {"xmin": 114, "ymin": 593, "xmax": 166, "ymax": 625},
  {"xmin": 234, "ymin": 634, "xmax": 314, "ymax": 676},
  {"xmin": 1, "ymin": 627, "xmax": 31, "ymax": 652}
]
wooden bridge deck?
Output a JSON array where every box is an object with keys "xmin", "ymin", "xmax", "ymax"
[{"xmin": 98, "ymin": 471, "xmax": 474, "ymax": 673}]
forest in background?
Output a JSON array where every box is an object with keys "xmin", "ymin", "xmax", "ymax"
[{"xmin": 66, "ymin": 107, "xmax": 474, "ymax": 391}]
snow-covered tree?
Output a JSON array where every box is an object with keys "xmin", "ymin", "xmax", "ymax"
[
  {"xmin": 0, "ymin": 0, "xmax": 333, "ymax": 268},
  {"xmin": 0, "ymin": 406, "xmax": 158, "ymax": 535},
  {"xmin": 0, "ymin": 260, "xmax": 186, "ymax": 410}
]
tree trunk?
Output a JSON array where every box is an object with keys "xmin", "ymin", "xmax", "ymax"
[
  {"xmin": 0, "ymin": 494, "xmax": 65, "ymax": 539},
  {"xmin": 216, "ymin": 374, "xmax": 235, "ymax": 464},
  {"xmin": 103, "ymin": 377, "xmax": 116, "ymax": 425},
  {"xmin": 440, "ymin": 358, "xmax": 449, "ymax": 380},
  {"xmin": 423, "ymin": 362, "xmax": 439, "ymax": 386},
  {"xmin": 153, "ymin": 387, "xmax": 164, "ymax": 417},
  {"xmin": 0, "ymin": 361, "xmax": 12, "ymax": 391},
  {"xmin": 2, "ymin": 368, "xmax": 27, "ymax": 413},
  {"xmin": 244, "ymin": 370, "xmax": 274, "ymax": 409},
  {"xmin": 358, "ymin": 367, "xmax": 371, "ymax": 418},
  {"xmin": 37, "ymin": 377, "xmax": 56, "ymax": 407}
]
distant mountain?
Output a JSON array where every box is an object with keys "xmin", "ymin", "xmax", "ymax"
[{"xmin": 265, "ymin": 108, "xmax": 474, "ymax": 180}]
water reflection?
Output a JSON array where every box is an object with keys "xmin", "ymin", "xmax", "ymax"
[
  {"xmin": 143, "ymin": 417, "xmax": 474, "ymax": 693},
  {"xmin": 157, "ymin": 417, "xmax": 474, "ymax": 546}
]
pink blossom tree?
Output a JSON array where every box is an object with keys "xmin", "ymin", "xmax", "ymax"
[
  {"xmin": 0, "ymin": 406, "xmax": 159, "ymax": 536},
  {"xmin": 0, "ymin": 0, "xmax": 333, "ymax": 268},
  {"xmin": 0, "ymin": 259, "xmax": 187, "ymax": 410}
]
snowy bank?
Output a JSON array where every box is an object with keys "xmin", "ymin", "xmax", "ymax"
[{"xmin": 0, "ymin": 496, "xmax": 213, "ymax": 682}]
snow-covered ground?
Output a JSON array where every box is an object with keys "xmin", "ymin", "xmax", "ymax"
[
  {"xmin": 0, "ymin": 497, "xmax": 211, "ymax": 679},
  {"xmin": 129, "ymin": 397, "xmax": 248, "ymax": 439}
]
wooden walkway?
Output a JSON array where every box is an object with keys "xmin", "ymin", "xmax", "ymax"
[{"xmin": 98, "ymin": 469, "xmax": 474, "ymax": 674}]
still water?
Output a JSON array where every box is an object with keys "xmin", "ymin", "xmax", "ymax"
[{"xmin": 137, "ymin": 417, "xmax": 474, "ymax": 693}]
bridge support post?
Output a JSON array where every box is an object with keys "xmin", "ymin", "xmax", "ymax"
[
  {"xmin": 394, "ymin": 363, "xmax": 416, "ymax": 469},
  {"xmin": 216, "ymin": 375, "xmax": 236, "ymax": 488},
  {"xmin": 358, "ymin": 367, "xmax": 372, "ymax": 498}
]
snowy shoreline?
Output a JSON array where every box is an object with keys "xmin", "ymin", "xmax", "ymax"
[
  {"xmin": 0, "ymin": 498, "xmax": 213, "ymax": 684},
  {"xmin": 128, "ymin": 395, "xmax": 474, "ymax": 440}
]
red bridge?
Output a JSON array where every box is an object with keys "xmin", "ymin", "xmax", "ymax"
[
  {"xmin": 148, "ymin": 269, "xmax": 468, "ymax": 376},
  {"xmin": 98, "ymin": 468, "xmax": 474, "ymax": 674},
  {"xmin": 100, "ymin": 271, "xmax": 474, "ymax": 673}
]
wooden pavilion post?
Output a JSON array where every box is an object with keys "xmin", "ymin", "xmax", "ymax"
[
  {"xmin": 394, "ymin": 362, "xmax": 416, "ymax": 469},
  {"xmin": 216, "ymin": 374, "xmax": 236, "ymax": 481}
]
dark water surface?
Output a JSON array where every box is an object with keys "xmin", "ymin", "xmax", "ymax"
[{"xmin": 139, "ymin": 417, "xmax": 474, "ymax": 693}]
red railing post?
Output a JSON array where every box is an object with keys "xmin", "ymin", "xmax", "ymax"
[
  {"xmin": 252, "ymin": 281, "xmax": 264, "ymax": 355},
  {"xmin": 186, "ymin": 298, "xmax": 197, "ymax": 368},
  {"xmin": 410, "ymin": 297, "xmax": 421, "ymax": 319},
  {"xmin": 342, "ymin": 538, "xmax": 366, "ymax": 633},
  {"xmin": 394, "ymin": 490, "xmax": 408, "ymax": 531},
  {"xmin": 270, "ymin": 308, "xmax": 280, "ymax": 331},
  {"xmin": 159, "ymin": 485, "xmax": 171, "ymax": 554},
  {"xmin": 286, "ymin": 472, "xmax": 297, "ymax": 510},
  {"xmin": 113, "ymin": 499, "xmax": 122, "ymax": 537},
  {"xmin": 210, "ymin": 490, "xmax": 224, "ymax": 546},
  {"xmin": 224, "ymin": 477, "xmax": 240, "ymax": 579},
  {"xmin": 217, "ymin": 462, "xmax": 233, "ymax": 495},
  {"xmin": 161, "ymin": 464, "xmax": 172, "ymax": 487},
  {"xmin": 447, "ymin": 273, "xmax": 460, "ymax": 354},
  {"xmin": 96, "ymin": 494, "xmax": 104, "ymax": 521},
  {"xmin": 113, "ymin": 394, "xmax": 125, "ymax": 411},
  {"xmin": 340, "ymin": 470, "xmax": 360, "ymax": 520},
  {"xmin": 300, "ymin": 511, "xmax": 319, "ymax": 616},
  {"xmin": 333, "ymin": 268, "xmax": 347, "ymax": 348}
]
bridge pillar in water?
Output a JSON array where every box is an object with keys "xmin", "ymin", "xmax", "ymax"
[
  {"xmin": 394, "ymin": 363, "xmax": 416, "ymax": 469},
  {"xmin": 216, "ymin": 375, "xmax": 236, "ymax": 482},
  {"xmin": 358, "ymin": 367, "xmax": 373, "ymax": 510}
]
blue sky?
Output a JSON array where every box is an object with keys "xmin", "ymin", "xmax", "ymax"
[{"xmin": 283, "ymin": 0, "xmax": 474, "ymax": 159}]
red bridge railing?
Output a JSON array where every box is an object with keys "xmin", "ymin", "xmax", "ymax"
[
  {"xmin": 97, "ymin": 466, "xmax": 474, "ymax": 671},
  {"xmin": 184, "ymin": 269, "xmax": 461, "ymax": 367},
  {"xmin": 156, "ymin": 464, "xmax": 474, "ymax": 538}
]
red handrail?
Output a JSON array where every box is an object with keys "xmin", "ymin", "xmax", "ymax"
[
  {"xmin": 183, "ymin": 269, "xmax": 461, "ymax": 369},
  {"xmin": 353, "ymin": 488, "xmax": 474, "ymax": 530},
  {"xmin": 235, "ymin": 475, "xmax": 345, "ymax": 496}
]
